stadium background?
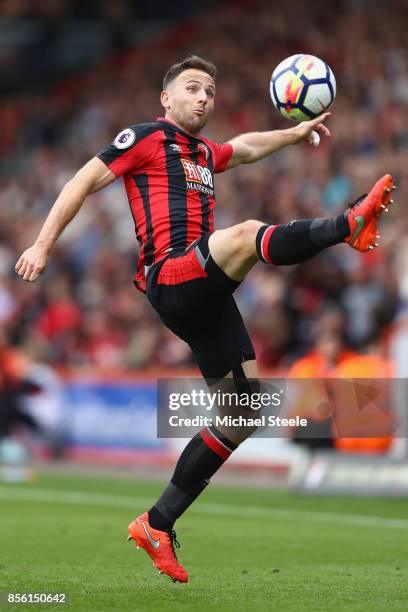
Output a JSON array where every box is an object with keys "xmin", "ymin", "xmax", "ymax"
[{"xmin": 1, "ymin": 1, "xmax": 408, "ymax": 610}]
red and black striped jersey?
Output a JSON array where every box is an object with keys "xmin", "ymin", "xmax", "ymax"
[{"xmin": 97, "ymin": 117, "xmax": 233, "ymax": 292}]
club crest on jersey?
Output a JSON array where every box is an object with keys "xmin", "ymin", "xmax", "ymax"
[
  {"xmin": 113, "ymin": 128, "xmax": 136, "ymax": 149},
  {"xmin": 198, "ymin": 143, "xmax": 210, "ymax": 160}
]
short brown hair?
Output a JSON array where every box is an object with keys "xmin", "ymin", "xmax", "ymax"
[{"xmin": 163, "ymin": 55, "xmax": 217, "ymax": 89}]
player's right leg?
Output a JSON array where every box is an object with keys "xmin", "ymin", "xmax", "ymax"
[
  {"xmin": 206, "ymin": 358, "xmax": 261, "ymax": 445},
  {"xmin": 208, "ymin": 174, "xmax": 395, "ymax": 282},
  {"xmin": 127, "ymin": 354, "xmax": 261, "ymax": 582},
  {"xmin": 128, "ymin": 262, "xmax": 260, "ymax": 582}
]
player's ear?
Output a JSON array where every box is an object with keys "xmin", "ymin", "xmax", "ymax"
[{"xmin": 161, "ymin": 90, "xmax": 170, "ymax": 111}]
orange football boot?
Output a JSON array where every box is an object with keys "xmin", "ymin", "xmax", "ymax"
[
  {"xmin": 345, "ymin": 174, "xmax": 396, "ymax": 252},
  {"xmin": 127, "ymin": 512, "xmax": 188, "ymax": 583}
]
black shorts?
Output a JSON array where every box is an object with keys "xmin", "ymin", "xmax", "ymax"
[{"xmin": 146, "ymin": 233, "xmax": 256, "ymax": 383}]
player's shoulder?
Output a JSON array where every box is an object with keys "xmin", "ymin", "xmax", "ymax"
[
  {"xmin": 128, "ymin": 120, "xmax": 164, "ymax": 134},
  {"xmin": 113, "ymin": 122, "xmax": 163, "ymax": 149}
]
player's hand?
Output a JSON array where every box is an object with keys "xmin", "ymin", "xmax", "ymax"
[
  {"xmin": 290, "ymin": 112, "xmax": 331, "ymax": 145},
  {"xmin": 15, "ymin": 244, "xmax": 50, "ymax": 282}
]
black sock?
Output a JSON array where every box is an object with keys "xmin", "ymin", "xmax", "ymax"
[
  {"xmin": 148, "ymin": 426, "xmax": 237, "ymax": 531},
  {"xmin": 256, "ymin": 214, "xmax": 350, "ymax": 265}
]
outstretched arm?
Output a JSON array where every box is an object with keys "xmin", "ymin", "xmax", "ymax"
[
  {"xmin": 227, "ymin": 112, "xmax": 331, "ymax": 168},
  {"xmin": 15, "ymin": 157, "xmax": 115, "ymax": 282}
]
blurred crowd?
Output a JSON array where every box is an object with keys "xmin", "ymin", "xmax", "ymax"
[{"xmin": 1, "ymin": 0, "xmax": 408, "ymax": 372}]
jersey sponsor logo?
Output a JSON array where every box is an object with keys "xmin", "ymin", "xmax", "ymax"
[
  {"xmin": 181, "ymin": 159, "xmax": 213, "ymax": 188},
  {"xmin": 186, "ymin": 182, "xmax": 214, "ymax": 196},
  {"xmin": 113, "ymin": 128, "xmax": 136, "ymax": 149}
]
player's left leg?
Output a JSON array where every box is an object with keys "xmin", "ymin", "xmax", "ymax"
[{"xmin": 209, "ymin": 173, "xmax": 395, "ymax": 282}]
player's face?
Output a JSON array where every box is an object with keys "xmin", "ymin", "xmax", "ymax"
[{"xmin": 161, "ymin": 69, "xmax": 215, "ymax": 135}]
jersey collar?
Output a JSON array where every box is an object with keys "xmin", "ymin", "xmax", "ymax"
[{"xmin": 156, "ymin": 116, "xmax": 202, "ymax": 141}]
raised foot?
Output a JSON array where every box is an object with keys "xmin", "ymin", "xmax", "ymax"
[{"xmin": 345, "ymin": 174, "xmax": 396, "ymax": 252}]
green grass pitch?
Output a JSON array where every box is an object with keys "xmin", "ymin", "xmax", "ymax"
[{"xmin": 0, "ymin": 471, "xmax": 407, "ymax": 611}]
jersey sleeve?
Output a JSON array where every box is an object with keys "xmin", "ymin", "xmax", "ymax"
[
  {"xmin": 203, "ymin": 139, "xmax": 233, "ymax": 174},
  {"xmin": 97, "ymin": 124, "xmax": 158, "ymax": 177}
]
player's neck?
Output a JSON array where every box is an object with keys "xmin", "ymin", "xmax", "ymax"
[{"xmin": 163, "ymin": 114, "xmax": 200, "ymax": 138}]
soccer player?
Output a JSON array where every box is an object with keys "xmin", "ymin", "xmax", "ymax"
[{"xmin": 15, "ymin": 56, "xmax": 395, "ymax": 583}]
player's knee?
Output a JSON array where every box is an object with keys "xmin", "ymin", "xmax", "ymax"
[
  {"xmin": 234, "ymin": 376, "xmax": 262, "ymax": 443},
  {"xmin": 231, "ymin": 220, "xmax": 263, "ymax": 256}
]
